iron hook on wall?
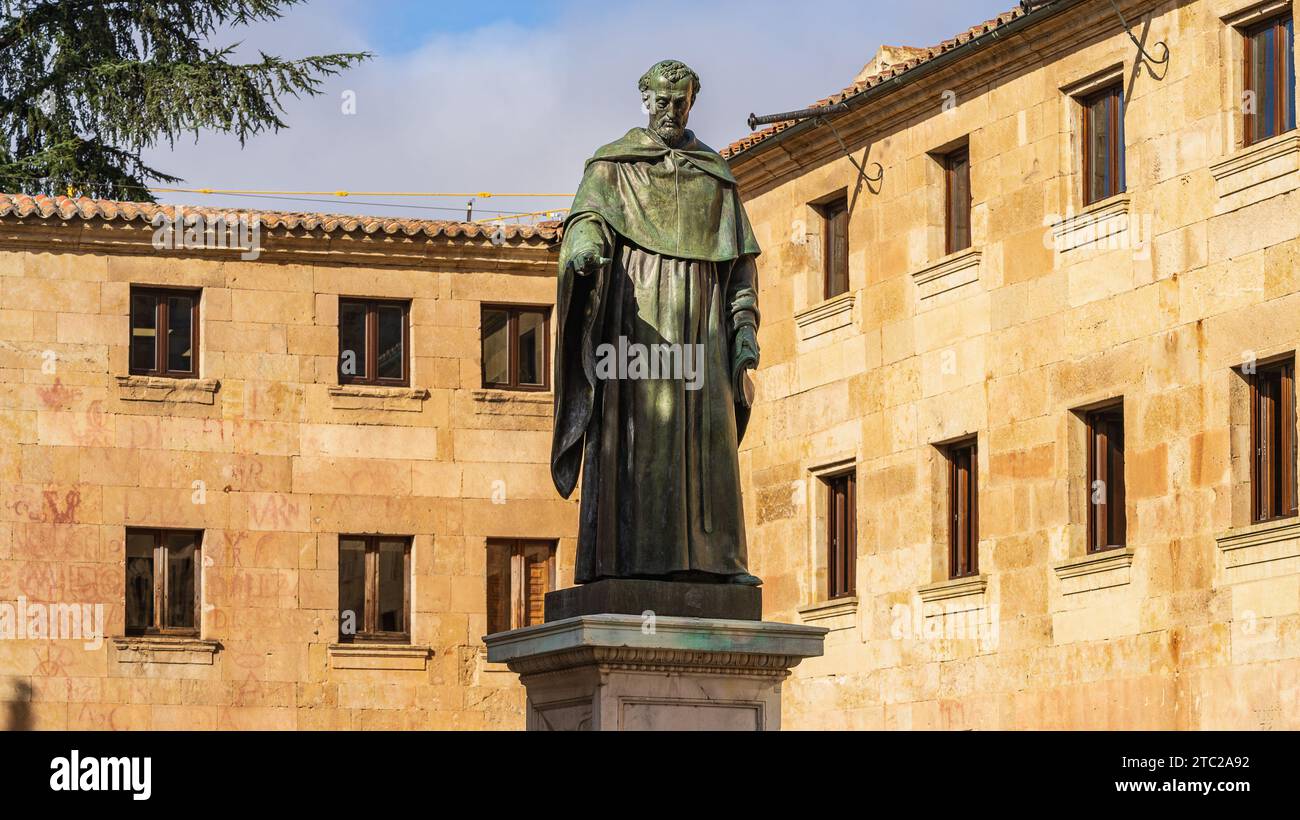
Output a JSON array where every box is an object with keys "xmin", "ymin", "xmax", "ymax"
[
  {"xmin": 1107, "ymin": 0, "xmax": 1170, "ymax": 68},
  {"xmin": 745, "ymin": 103, "xmax": 883, "ymax": 190}
]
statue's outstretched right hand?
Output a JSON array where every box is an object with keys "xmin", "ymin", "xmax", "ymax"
[{"xmin": 568, "ymin": 247, "xmax": 611, "ymax": 277}]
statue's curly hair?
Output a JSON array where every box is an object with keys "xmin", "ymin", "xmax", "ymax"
[{"xmin": 638, "ymin": 59, "xmax": 701, "ymax": 98}]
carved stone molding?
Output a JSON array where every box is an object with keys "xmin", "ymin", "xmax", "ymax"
[
  {"xmin": 471, "ymin": 389, "xmax": 553, "ymax": 417},
  {"xmin": 1048, "ymin": 194, "xmax": 1133, "ymax": 253},
  {"xmin": 1216, "ymin": 517, "xmax": 1300, "ymax": 584},
  {"xmin": 912, "ymin": 248, "xmax": 982, "ymax": 301},
  {"xmin": 115, "ymin": 375, "xmax": 220, "ymax": 405},
  {"xmin": 1210, "ymin": 133, "xmax": 1300, "ymax": 215},
  {"xmin": 111, "ymin": 636, "xmax": 221, "ymax": 665},
  {"xmin": 327, "ymin": 642, "xmax": 432, "ymax": 671},
  {"xmin": 794, "ymin": 293, "xmax": 855, "ymax": 342},
  {"xmin": 1053, "ymin": 547, "xmax": 1134, "ymax": 595},
  {"xmin": 327, "ymin": 384, "xmax": 429, "ymax": 412},
  {"xmin": 918, "ymin": 574, "xmax": 988, "ymax": 605}
]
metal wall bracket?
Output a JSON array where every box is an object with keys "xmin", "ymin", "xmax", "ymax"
[
  {"xmin": 745, "ymin": 103, "xmax": 882, "ymax": 192},
  {"xmin": 1106, "ymin": 0, "xmax": 1170, "ymax": 69}
]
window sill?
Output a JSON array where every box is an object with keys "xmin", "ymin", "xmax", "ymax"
[
  {"xmin": 918, "ymin": 574, "xmax": 988, "ymax": 606},
  {"xmin": 111, "ymin": 636, "xmax": 221, "ymax": 665},
  {"xmin": 912, "ymin": 247, "xmax": 982, "ymax": 302},
  {"xmin": 1210, "ymin": 131, "xmax": 1300, "ymax": 215},
  {"xmin": 796, "ymin": 596, "xmax": 858, "ymax": 629},
  {"xmin": 471, "ymin": 388, "xmax": 553, "ymax": 417},
  {"xmin": 1048, "ymin": 193, "xmax": 1132, "ymax": 254},
  {"xmin": 1052, "ymin": 547, "xmax": 1134, "ymax": 595},
  {"xmin": 328, "ymin": 384, "xmax": 429, "ymax": 412},
  {"xmin": 1216, "ymin": 516, "xmax": 1300, "ymax": 584},
  {"xmin": 794, "ymin": 292, "xmax": 855, "ymax": 343},
  {"xmin": 115, "ymin": 375, "xmax": 219, "ymax": 405},
  {"xmin": 327, "ymin": 642, "xmax": 431, "ymax": 670}
]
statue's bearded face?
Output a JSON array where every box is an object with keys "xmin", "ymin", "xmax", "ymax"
[{"xmin": 644, "ymin": 74, "xmax": 694, "ymax": 146}]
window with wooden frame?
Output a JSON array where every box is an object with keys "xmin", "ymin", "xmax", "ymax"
[
  {"xmin": 338, "ymin": 535, "xmax": 412, "ymax": 643},
  {"xmin": 481, "ymin": 305, "xmax": 550, "ymax": 391},
  {"xmin": 946, "ymin": 439, "xmax": 979, "ymax": 579},
  {"xmin": 486, "ymin": 539, "xmax": 556, "ymax": 634},
  {"xmin": 1251, "ymin": 358, "xmax": 1297, "ymax": 523},
  {"xmin": 338, "ymin": 298, "xmax": 410, "ymax": 387},
  {"xmin": 1086, "ymin": 404, "xmax": 1127, "ymax": 552},
  {"xmin": 1081, "ymin": 84, "xmax": 1125, "ymax": 205},
  {"xmin": 129, "ymin": 287, "xmax": 199, "ymax": 377},
  {"xmin": 819, "ymin": 195, "xmax": 850, "ymax": 299},
  {"xmin": 1244, "ymin": 13, "xmax": 1296, "ymax": 146},
  {"xmin": 125, "ymin": 528, "xmax": 201, "ymax": 636},
  {"xmin": 824, "ymin": 471, "xmax": 856, "ymax": 599},
  {"xmin": 944, "ymin": 146, "xmax": 972, "ymax": 254}
]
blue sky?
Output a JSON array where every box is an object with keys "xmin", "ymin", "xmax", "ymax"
[{"xmin": 146, "ymin": 0, "xmax": 1017, "ymax": 220}]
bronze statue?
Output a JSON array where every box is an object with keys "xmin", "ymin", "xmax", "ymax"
[{"xmin": 551, "ymin": 59, "xmax": 762, "ymax": 586}]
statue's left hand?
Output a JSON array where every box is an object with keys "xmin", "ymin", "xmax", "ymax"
[{"xmin": 732, "ymin": 325, "xmax": 759, "ymax": 402}]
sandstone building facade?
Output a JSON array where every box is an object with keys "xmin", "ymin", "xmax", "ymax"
[
  {"xmin": 727, "ymin": 0, "xmax": 1300, "ymax": 728},
  {"xmin": 0, "ymin": 196, "xmax": 573, "ymax": 729},
  {"xmin": 3, "ymin": 0, "xmax": 1300, "ymax": 731}
]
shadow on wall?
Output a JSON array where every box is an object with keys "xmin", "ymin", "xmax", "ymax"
[{"xmin": 5, "ymin": 681, "xmax": 33, "ymax": 731}]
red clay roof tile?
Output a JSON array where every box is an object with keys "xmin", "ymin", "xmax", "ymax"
[{"xmin": 0, "ymin": 193, "xmax": 561, "ymax": 244}]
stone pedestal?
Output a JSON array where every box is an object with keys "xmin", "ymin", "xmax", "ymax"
[
  {"xmin": 544, "ymin": 578, "xmax": 762, "ymax": 621},
  {"xmin": 484, "ymin": 614, "xmax": 827, "ymax": 731}
]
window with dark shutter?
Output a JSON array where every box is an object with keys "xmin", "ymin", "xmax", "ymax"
[
  {"xmin": 1251, "ymin": 359, "xmax": 1297, "ymax": 523},
  {"xmin": 125, "ymin": 528, "xmax": 201, "ymax": 636},
  {"xmin": 820, "ymin": 196, "xmax": 850, "ymax": 299},
  {"xmin": 1081, "ymin": 84, "xmax": 1125, "ymax": 205},
  {"xmin": 947, "ymin": 440, "xmax": 979, "ymax": 579},
  {"xmin": 337, "ymin": 535, "xmax": 411, "ymax": 643},
  {"xmin": 945, "ymin": 146, "xmax": 972, "ymax": 254},
  {"xmin": 824, "ymin": 471, "xmax": 856, "ymax": 599},
  {"xmin": 129, "ymin": 287, "xmax": 199, "ymax": 377},
  {"xmin": 338, "ymin": 298, "xmax": 410, "ymax": 386},
  {"xmin": 486, "ymin": 539, "xmax": 556, "ymax": 633},
  {"xmin": 1244, "ymin": 14, "xmax": 1296, "ymax": 146},
  {"xmin": 1086, "ymin": 404, "xmax": 1127, "ymax": 552},
  {"xmin": 481, "ymin": 306, "xmax": 550, "ymax": 391}
]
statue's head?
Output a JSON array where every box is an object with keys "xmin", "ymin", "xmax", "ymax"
[{"xmin": 639, "ymin": 59, "xmax": 700, "ymax": 146}]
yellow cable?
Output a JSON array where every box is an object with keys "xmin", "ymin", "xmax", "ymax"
[{"xmin": 474, "ymin": 207, "xmax": 569, "ymax": 224}]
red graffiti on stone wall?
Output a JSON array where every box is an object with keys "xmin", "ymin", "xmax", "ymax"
[
  {"xmin": 9, "ymin": 488, "xmax": 82, "ymax": 524},
  {"xmin": 220, "ymin": 458, "xmax": 266, "ymax": 492},
  {"xmin": 70, "ymin": 401, "xmax": 112, "ymax": 447},
  {"xmin": 248, "ymin": 495, "xmax": 301, "ymax": 530},
  {"xmin": 33, "ymin": 645, "xmax": 72, "ymax": 677},
  {"xmin": 73, "ymin": 704, "xmax": 131, "ymax": 731},
  {"xmin": 36, "ymin": 378, "xmax": 80, "ymax": 410}
]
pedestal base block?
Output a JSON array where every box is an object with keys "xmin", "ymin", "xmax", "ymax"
[
  {"xmin": 544, "ymin": 578, "xmax": 762, "ymax": 621},
  {"xmin": 484, "ymin": 614, "xmax": 827, "ymax": 731}
]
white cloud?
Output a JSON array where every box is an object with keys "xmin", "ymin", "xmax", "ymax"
[{"xmin": 144, "ymin": 0, "xmax": 1015, "ymax": 219}]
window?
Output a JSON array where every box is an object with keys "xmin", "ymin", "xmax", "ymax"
[
  {"xmin": 338, "ymin": 298, "xmax": 410, "ymax": 386},
  {"xmin": 129, "ymin": 287, "xmax": 199, "ymax": 377},
  {"xmin": 824, "ymin": 471, "xmax": 856, "ymax": 599},
  {"xmin": 125, "ymin": 528, "xmax": 201, "ymax": 636},
  {"xmin": 1244, "ymin": 14, "xmax": 1296, "ymax": 145},
  {"xmin": 1251, "ymin": 358, "xmax": 1297, "ymax": 522},
  {"xmin": 338, "ymin": 535, "xmax": 411, "ymax": 643},
  {"xmin": 944, "ymin": 146, "xmax": 972, "ymax": 254},
  {"xmin": 1081, "ymin": 84, "xmax": 1125, "ymax": 205},
  {"xmin": 481, "ymin": 306, "xmax": 550, "ymax": 391},
  {"xmin": 819, "ymin": 195, "xmax": 850, "ymax": 299},
  {"xmin": 946, "ymin": 440, "xmax": 979, "ymax": 579},
  {"xmin": 1086, "ymin": 404, "xmax": 1127, "ymax": 552},
  {"xmin": 486, "ymin": 539, "xmax": 556, "ymax": 633}
]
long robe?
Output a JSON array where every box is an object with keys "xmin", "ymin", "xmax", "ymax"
[{"xmin": 550, "ymin": 127, "xmax": 761, "ymax": 583}]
